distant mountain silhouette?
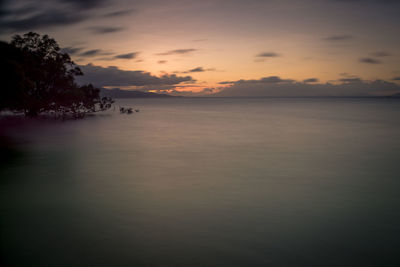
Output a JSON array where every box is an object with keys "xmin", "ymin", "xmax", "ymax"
[{"xmin": 100, "ymin": 88, "xmax": 178, "ymax": 98}]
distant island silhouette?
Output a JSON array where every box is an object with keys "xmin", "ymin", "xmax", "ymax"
[{"xmin": 100, "ymin": 88, "xmax": 178, "ymax": 98}]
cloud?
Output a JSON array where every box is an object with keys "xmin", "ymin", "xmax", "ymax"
[
  {"xmin": 260, "ymin": 76, "xmax": 294, "ymax": 83},
  {"xmin": 114, "ymin": 52, "xmax": 138, "ymax": 59},
  {"xmin": 303, "ymin": 78, "xmax": 319, "ymax": 83},
  {"xmin": 359, "ymin": 57, "xmax": 382, "ymax": 64},
  {"xmin": 88, "ymin": 26, "xmax": 124, "ymax": 34},
  {"xmin": 90, "ymin": 52, "xmax": 139, "ymax": 60},
  {"xmin": 103, "ymin": 9, "xmax": 135, "ymax": 17},
  {"xmin": 0, "ymin": 10, "xmax": 85, "ymax": 31},
  {"xmin": 393, "ymin": 77, "xmax": 400, "ymax": 81},
  {"xmin": 0, "ymin": 3, "xmax": 36, "ymax": 17},
  {"xmin": 61, "ymin": 0, "xmax": 108, "ymax": 10},
  {"xmin": 188, "ymin": 67, "xmax": 206, "ymax": 72},
  {"xmin": 256, "ymin": 52, "xmax": 280, "ymax": 57},
  {"xmin": 76, "ymin": 64, "xmax": 195, "ymax": 88},
  {"xmin": 339, "ymin": 78, "xmax": 362, "ymax": 83},
  {"xmin": 156, "ymin": 49, "xmax": 197, "ymax": 56},
  {"xmin": 79, "ymin": 49, "xmax": 106, "ymax": 57},
  {"xmin": 61, "ymin": 46, "xmax": 83, "ymax": 55},
  {"xmin": 338, "ymin": 73, "xmax": 363, "ymax": 80},
  {"xmin": 158, "ymin": 60, "xmax": 167, "ymax": 64},
  {"xmin": 179, "ymin": 67, "xmax": 217, "ymax": 73},
  {"xmin": 0, "ymin": 0, "xmax": 110, "ymax": 31},
  {"xmin": 323, "ymin": 35, "xmax": 354, "ymax": 41},
  {"xmin": 215, "ymin": 76, "xmax": 400, "ymax": 97},
  {"xmin": 218, "ymin": 81, "xmax": 235, "ymax": 85},
  {"xmin": 226, "ymin": 76, "xmax": 294, "ymax": 84},
  {"xmin": 202, "ymin": 88, "xmax": 214, "ymax": 93},
  {"xmin": 371, "ymin": 51, "xmax": 391, "ymax": 57}
]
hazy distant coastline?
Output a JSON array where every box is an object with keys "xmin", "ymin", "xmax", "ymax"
[
  {"xmin": 100, "ymin": 88, "xmax": 179, "ymax": 98},
  {"xmin": 101, "ymin": 88, "xmax": 400, "ymax": 99}
]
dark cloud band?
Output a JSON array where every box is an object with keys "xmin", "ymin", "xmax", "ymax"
[{"xmin": 76, "ymin": 64, "xmax": 194, "ymax": 87}]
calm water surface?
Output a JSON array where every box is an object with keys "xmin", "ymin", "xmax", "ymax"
[{"xmin": 1, "ymin": 98, "xmax": 400, "ymax": 266}]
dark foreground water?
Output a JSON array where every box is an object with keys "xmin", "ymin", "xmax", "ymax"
[{"xmin": 1, "ymin": 98, "xmax": 400, "ymax": 267}]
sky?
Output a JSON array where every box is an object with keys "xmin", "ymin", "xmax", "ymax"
[{"xmin": 1, "ymin": 0, "xmax": 400, "ymax": 96}]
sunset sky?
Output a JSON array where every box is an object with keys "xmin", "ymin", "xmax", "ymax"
[{"xmin": 1, "ymin": 0, "xmax": 400, "ymax": 96}]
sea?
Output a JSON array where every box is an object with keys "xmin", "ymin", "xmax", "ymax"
[{"xmin": 1, "ymin": 97, "xmax": 400, "ymax": 266}]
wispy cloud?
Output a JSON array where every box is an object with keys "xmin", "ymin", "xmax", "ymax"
[
  {"xmin": 0, "ymin": 10, "xmax": 85, "ymax": 31},
  {"xmin": 103, "ymin": 9, "xmax": 135, "ymax": 17},
  {"xmin": 61, "ymin": 0, "xmax": 108, "ymax": 10},
  {"xmin": 156, "ymin": 49, "xmax": 197, "ymax": 56},
  {"xmin": 188, "ymin": 67, "xmax": 207, "ymax": 72},
  {"xmin": 303, "ymin": 78, "xmax": 319, "ymax": 83},
  {"xmin": 79, "ymin": 49, "xmax": 113, "ymax": 57},
  {"xmin": 323, "ymin": 35, "xmax": 354, "ymax": 41},
  {"xmin": 61, "ymin": 46, "xmax": 83, "ymax": 55},
  {"xmin": 371, "ymin": 51, "xmax": 391, "ymax": 57},
  {"xmin": 79, "ymin": 49, "xmax": 104, "ymax": 57},
  {"xmin": 359, "ymin": 57, "xmax": 382, "ymax": 64},
  {"xmin": 178, "ymin": 67, "xmax": 217, "ymax": 73},
  {"xmin": 88, "ymin": 26, "xmax": 124, "ymax": 34},
  {"xmin": 256, "ymin": 52, "xmax": 281, "ymax": 57},
  {"xmin": 114, "ymin": 52, "xmax": 139, "ymax": 59},
  {"xmin": 0, "ymin": 0, "xmax": 111, "ymax": 31}
]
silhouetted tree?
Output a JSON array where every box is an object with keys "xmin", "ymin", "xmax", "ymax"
[{"xmin": 0, "ymin": 32, "xmax": 113, "ymax": 117}]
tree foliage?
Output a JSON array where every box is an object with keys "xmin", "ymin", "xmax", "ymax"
[{"xmin": 0, "ymin": 32, "xmax": 113, "ymax": 118}]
